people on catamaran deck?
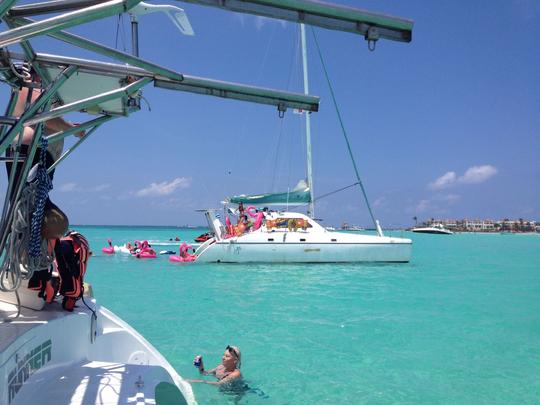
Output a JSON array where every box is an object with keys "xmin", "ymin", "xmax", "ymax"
[
  {"xmin": 5, "ymin": 64, "xmax": 85, "ymax": 239},
  {"xmin": 238, "ymin": 202, "xmax": 245, "ymax": 220},
  {"xmin": 244, "ymin": 215, "xmax": 253, "ymax": 231},
  {"xmin": 189, "ymin": 345, "xmax": 242, "ymax": 385}
]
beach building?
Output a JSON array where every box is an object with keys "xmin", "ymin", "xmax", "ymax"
[{"xmin": 422, "ymin": 218, "xmax": 537, "ymax": 233}]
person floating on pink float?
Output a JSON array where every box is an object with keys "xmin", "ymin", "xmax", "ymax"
[
  {"xmin": 134, "ymin": 240, "xmax": 157, "ymax": 259},
  {"xmin": 169, "ymin": 242, "xmax": 196, "ymax": 262}
]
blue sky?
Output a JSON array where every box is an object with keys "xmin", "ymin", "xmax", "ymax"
[{"xmin": 1, "ymin": 0, "xmax": 539, "ymax": 227}]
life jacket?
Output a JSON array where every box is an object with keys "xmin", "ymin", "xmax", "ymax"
[
  {"xmin": 54, "ymin": 231, "xmax": 90, "ymax": 311},
  {"xmin": 27, "ymin": 239, "xmax": 57, "ymax": 303}
]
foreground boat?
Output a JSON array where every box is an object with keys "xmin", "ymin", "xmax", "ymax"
[
  {"xmin": 0, "ymin": 288, "xmax": 194, "ymax": 404},
  {"xmin": 196, "ymin": 211, "xmax": 411, "ymax": 263}
]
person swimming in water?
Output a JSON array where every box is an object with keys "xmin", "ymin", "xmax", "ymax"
[{"xmin": 189, "ymin": 345, "xmax": 241, "ymax": 385}]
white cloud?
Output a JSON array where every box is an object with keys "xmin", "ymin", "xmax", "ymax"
[
  {"xmin": 135, "ymin": 177, "xmax": 191, "ymax": 197},
  {"xmin": 373, "ymin": 196, "xmax": 387, "ymax": 208},
  {"xmin": 92, "ymin": 184, "xmax": 110, "ymax": 192},
  {"xmin": 458, "ymin": 165, "xmax": 498, "ymax": 184},
  {"xmin": 58, "ymin": 182, "xmax": 79, "ymax": 192},
  {"xmin": 58, "ymin": 182, "xmax": 111, "ymax": 193},
  {"xmin": 429, "ymin": 171, "xmax": 456, "ymax": 190},
  {"xmin": 438, "ymin": 193, "xmax": 460, "ymax": 204},
  {"xmin": 415, "ymin": 199, "xmax": 430, "ymax": 212},
  {"xmin": 429, "ymin": 165, "xmax": 497, "ymax": 190}
]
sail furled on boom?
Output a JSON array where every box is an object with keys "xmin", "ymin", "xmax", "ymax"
[{"xmin": 227, "ymin": 180, "xmax": 311, "ymax": 206}]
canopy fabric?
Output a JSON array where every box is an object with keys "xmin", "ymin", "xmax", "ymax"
[{"xmin": 227, "ymin": 180, "xmax": 311, "ymax": 206}]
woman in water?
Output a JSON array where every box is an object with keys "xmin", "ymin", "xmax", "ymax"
[{"xmin": 189, "ymin": 345, "xmax": 241, "ymax": 385}]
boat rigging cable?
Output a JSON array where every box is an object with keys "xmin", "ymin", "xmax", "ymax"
[
  {"xmin": 271, "ymin": 28, "xmax": 299, "ymax": 193},
  {"xmin": 312, "ymin": 181, "xmax": 360, "ymax": 203},
  {"xmin": 310, "ymin": 26, "xmax": 379, "ymax": 231}
]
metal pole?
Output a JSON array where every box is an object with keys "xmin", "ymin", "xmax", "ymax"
[
  {"xmin": 131, "ymin": 14, "xmax": 139, "ymax": 57},
  {"xmin": 0, "ymin": 0, "xmax": 17, "ymax": 20},
  {"xmin": 301, "ymin": 23, "xmax": 315, "ymax": 219},
  {"xmin": 3, "ymin": 19, "xmax": 54, "ymax": 86},
  {"xmin": 9, "ymin": 16, "xmax": 185, "ymax": 82},
  {"xmin": 46, "ymin": 114, "xmax": 115, "ymax": 144},
  {"xmin": 25, "ymin": 77, "xmax": 152, "ymax": 126},
  {"xmin": 0, "ymin": 0, "xmax": 143, "ymax": 48},
  {"xmin": 0, "ymin": 67, "xmax": 77, "ymax": 251},
  {"xmin": 0, "ymin": 66, "xmax": 79, "ymax": 154},
  {"xmin": 47, "ymin": 124, "xmax": 102, "ymax": 173}
]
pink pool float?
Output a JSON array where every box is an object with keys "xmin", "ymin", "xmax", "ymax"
[
  {"xmin": 133, "ymin": 240, "xmax": 157, "ymax": 259},
  {"xmin": 102, "ymin": 238, "xmax": 115, "ymax": 254},
  {"xmin": 169, "ymin": 242, "xmax": 196, "ymax": 263}
]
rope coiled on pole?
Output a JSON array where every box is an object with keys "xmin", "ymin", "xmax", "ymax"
[
  {"xmin": 0, "ymin": 140, "xmax": 54, "ymax": 293},
  {"xmin": 28, "ymin": 137, "xmax": 53, "ymax": 260}
]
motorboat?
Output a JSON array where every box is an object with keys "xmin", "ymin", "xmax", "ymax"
[
  {"xmin": 411, "ymin": 224, "xmax": 453, "ymax": 235},
  {"xmin": 195, "ymin": 210, "xmax": 412, "ymax": 263},
  {"xmin": 194, "ymin": 232, "xmax": 213, "ymax": 243}
]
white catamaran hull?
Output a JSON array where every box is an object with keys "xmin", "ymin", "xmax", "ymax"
[
  {"xmin": 197, "ymin": 211, "xmax": 412, "ymax": 263},
  {"xmin": 197, "ymin": 240, "xmax": 411, "ymax": 262}
]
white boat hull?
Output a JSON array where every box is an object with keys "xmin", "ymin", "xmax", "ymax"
[
  {"xmin": 198, "ymin": 211, "xmax": 412, "ymax": 263},
  {"xmin": 196, "ymin": 233, "xmax": 411, "ymax": 263},
  {"xmin": 0, "ymin": 297, "xmax": 195, "ymax": 405},
  {"xmin": 411, "ymin": 226, "xmax": 453, "ymax": 235},
  {"xmin": 197, "ymin": 241, "xmax": 411, "ymax": 262}
]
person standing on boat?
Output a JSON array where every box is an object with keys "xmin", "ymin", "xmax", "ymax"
[
  {"xmin": 237, "ymin": 202, "xmax": 245, "ymax": 222},
  {"xmin": 189, "ymin": 345, "xmax": 242, "ymax": 385},
  {"xmin": 5, "ymin": 65, "xmax": 85, "ymax": 238}
]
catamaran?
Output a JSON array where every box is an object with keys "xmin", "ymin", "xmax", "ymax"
[
  {"xmin": 195, "ymin": 18, "xmax": 414, "ymax": 263},
  {"xmin": 195, "ymin": 209, "xmax": 412, "ymax": 263},
  {"xmin": 0, "ymin": 0, "xmax": 414, "ymax": 403}
]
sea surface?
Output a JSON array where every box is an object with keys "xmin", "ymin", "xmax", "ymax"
[{"xmin": 79, "ymin": 226, "xmax": 540, "ymax": 404}]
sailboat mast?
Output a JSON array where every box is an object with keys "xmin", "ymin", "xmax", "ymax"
[{"xmin": 301, "ymin": 23, "xmax": 315, "ymax": 218}]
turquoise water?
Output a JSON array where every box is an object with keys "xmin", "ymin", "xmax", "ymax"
[{"xmin": 80, "ymin": 226, "xmax": 540, "ymax": 404}]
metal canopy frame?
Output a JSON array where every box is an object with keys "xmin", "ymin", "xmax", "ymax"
[{"xmin": 180, "ymin": 0, "xmax": 413, "ymax": 42}]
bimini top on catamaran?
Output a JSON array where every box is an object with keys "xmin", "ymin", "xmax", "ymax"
[{"xmin": 0, "ymin": 1, "xmax": 413, "ymax": 404}]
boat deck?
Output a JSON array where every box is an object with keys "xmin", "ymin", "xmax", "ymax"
[
  {"xmin": 0, "ymin": 298, "xmax": 92, "ymax": 353},
  {"xmin": 11, "ymin": 360, "xmax": 186, "ymax": 405}
]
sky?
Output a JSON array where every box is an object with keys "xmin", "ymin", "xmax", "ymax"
[{"xmin": 0, "ymin": 0, "xmax": 539, "ymax": 227}]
